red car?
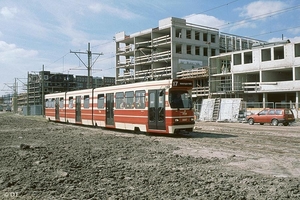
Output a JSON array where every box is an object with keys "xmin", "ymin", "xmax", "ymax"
[{"xmin": 246, "ymin": 108, "xmax": 295, "ymax": 126}]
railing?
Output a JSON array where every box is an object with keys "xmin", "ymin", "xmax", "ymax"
[
  {"xmin": 242, "ymin": 82, "xmax": 260, "ymax": 92},
  {"xmin": 192, "ymin": 87, "xmax": 209, "ymax": 97},
  {"xmin": 177, "ymin": 68, "xmax": 208, "ymax": 79}
]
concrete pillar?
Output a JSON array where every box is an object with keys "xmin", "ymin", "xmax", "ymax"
[{"xmin": 263, "ymin": 93, "xmax": 267, "ymax": 108}]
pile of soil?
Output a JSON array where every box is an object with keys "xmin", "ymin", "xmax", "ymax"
[{"xmin": 0, "ymin": 112, "xmax": 299, "ymax": 199}]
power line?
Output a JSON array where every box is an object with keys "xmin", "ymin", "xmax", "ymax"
[
  {"xmin": 91, "ymin": 40, "xmax": 115, "ymax": 49},
  {"xmin": 186, "ymin": 1, "xmax": 300, "ymax": 39},
  {"xmin": 47, "ymin": 52, "xmax": 70, "ymax": 67},
  {"xmin": 249, "ymin": 24, "xmax": 300, "ymax": 38},
  {"xmin": 186, "ymin": 0, "xmax": 240, "ymax": 16},
  {"xmin": 217, "ymin": 4, "xmax": 300, "ymax": 30}
]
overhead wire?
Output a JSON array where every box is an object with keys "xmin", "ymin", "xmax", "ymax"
[
  {"xmin": 185, "ymin": 0, "xmax": 240, "ymax": 16},
  {"xmin": 217, "ymin": 4, "xmax": 300, "ymax": 30},
  {"xmin": 186, "ymin": 0, "xmax": 300, "ymax": 39},
  {"xmin": 47, "ymin": 1, "xmax": 300, "ymax": 76}
]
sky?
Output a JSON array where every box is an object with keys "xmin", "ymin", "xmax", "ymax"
[{"xmin": 1, "ymin": 0, "xmax": 300, "ymax": 96}]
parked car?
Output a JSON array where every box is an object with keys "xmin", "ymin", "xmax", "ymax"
[
  {"xmin": 246, "ymin": 108, "xmax": 295, "ymax": 126},
  {"xmin": 5, "ymin": 106, "xmax": 11, "ymax": 112}
]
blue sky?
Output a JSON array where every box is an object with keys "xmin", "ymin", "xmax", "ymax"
[{"xmin": 1, "ymin": 0, "xmax": 300, "ymax": 96}]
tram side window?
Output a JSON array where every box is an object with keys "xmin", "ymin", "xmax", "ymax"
[
  {"xmin": 51, "ymin": 98, "xmax": 55, "ymax": 108},
  {"xmin": 84, "ymin": 95, "xmax": 89, "ymax": 108},
  {"xmin": 135, "ymin": 90, "xmax": 145, "ymax": 109},
  {"xmin": 69, "ymin": 97, "xmax": 74, "ymax": 108},
  {"xmin": 59, "ymin": 98, "xmax": 64, "ymax": 108},
  {"xmin": 45, "ymin": 99, "xmax": 50, "ymax": 108},
  {"xmin": 125, "ymin": 91, "xmax": 134, "ymax": 109},
  {"xmin": 97, "ymin": 94, "xmax": 104, "ymax": 109},
  {"xmin": 116, "ymin": 92, "xmax": 124, "ymax": 109}
]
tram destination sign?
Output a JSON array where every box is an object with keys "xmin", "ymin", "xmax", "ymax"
[{"xmin": 172, "ymin": 80, "xmax": 193, "ymax": 87}]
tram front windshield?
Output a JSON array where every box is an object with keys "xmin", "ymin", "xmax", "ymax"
[{"xmin": 169, "ymin": 90, "xmax": 192, "ymax": 109}]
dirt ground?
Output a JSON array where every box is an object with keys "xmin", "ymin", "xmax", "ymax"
[{"xmin": 0, "ymin": 112, "xmax": 300, "ymax": 199}]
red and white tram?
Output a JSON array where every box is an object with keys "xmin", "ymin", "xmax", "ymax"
[{"xmin": 45, "ymin": 79, "xmax": 195, "ymax": 134}]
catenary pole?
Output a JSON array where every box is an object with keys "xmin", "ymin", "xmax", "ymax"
[{"xmin": 70, "ymin": 43, "xmax": 103, "ymax": 89}]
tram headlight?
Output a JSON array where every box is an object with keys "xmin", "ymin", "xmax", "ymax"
[
  {"xmin": 174, "ymin": 118, "xmax": 179, "ymax": 122},
  {"xmin": 190, "ymin": 117, "xmax": 194, "ymax": 121}
]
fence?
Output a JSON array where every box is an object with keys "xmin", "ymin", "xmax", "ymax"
[{"xmin": 22, "ymin": 105, "xmax": 42, "ymax": 116}]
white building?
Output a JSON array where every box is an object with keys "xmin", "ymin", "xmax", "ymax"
[{"xmin": 209, "ymin": 40, "xmax": 300, "ymax": 110}]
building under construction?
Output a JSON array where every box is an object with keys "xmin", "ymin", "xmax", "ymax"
[
  {"xmin": 16, "ymin": 71, "xmax": 115, "ymax": 115},
  {"xmin": 115, "ymin": 17, "xmax": 264, "ymax": 103}
]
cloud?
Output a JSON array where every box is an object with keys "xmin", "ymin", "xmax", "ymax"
[
  {"xmin": 227, "ymin": 20, "xmax": 257, "ymax": 32},
  {"xmin": 290, "ymin": 37, "xmax": 300, "ymax": 43},
  {"xmin": 237, "ymin": 1, "xmax": 287, "ymax": 21},
  {"xmin": 0, "ymin": 41, "xmax": 38, "ymax": 62},
  {"xmin": 0, "ymin": 6, "xmax": 18, "ymax": 19},
  {"xmin": 0, "ymin": 40, "xmax": 40, "ymax": 93},
  {"xmin": 184, "ymin": 14, "xmax": 226, "ymax": 29},
  {"xmin": 266, "ymin": 36, "xmax": 300, "ymax": 43},
  {"xmin": 288, "ymin": 27, "xmax": 300, "ymax": 35},
  {"xmin": 88, "ymin": 3, "xmax": 139, "ymax": 19}
]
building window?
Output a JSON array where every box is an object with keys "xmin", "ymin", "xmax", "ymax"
[
  {"xmin": 274, "ymin": 46, "xmax": 284, "ymax": 60},
  {"xmin": 242, "ymin": 41, "xmax": 248, "ymax": 50},
  {"xmin": 261, "ymin": 48, "xmax": 271, "ymax": 62},
  {"xmin": 176, "ymin": 44, "xmax": 182, "ymax": 54},
  {"xmin": 186, "ymin": 30, "xmax": 191, "ymax": 39},
  {"xmin": 244, "ymin": 51, "xmax": 252, "ymax": 64},
  {"xmin": 295, "ymin": 43, "xmax": 300, "ymax": 57},
  {"xmin": 176, "ymin": 28, "xmax": 182, "ymax": 38},
  {"xmin": 195, "ymin": 31, "xmax": 200, "ymax": 40},
  {"xmin": 195, "ymin": 46, "xmax": 200, "ymax": 55},
  {"xmin": 187, "ymin": 45, "xmax": 192, "ymax": 54},
  {"xmin": 233, "ymin": 53, "xmax": 242, "ymax": 65},
  {"xmin": 203, "ymin": 47, "xmax": 208, "ymax": 56},
  {"xmin": 203, "ymin": 33, "xmax": 208, "ymax": 42},
  {"xmin": 211, "ymin": 49, "xmax": 216, "ymax": 56},
  {"xmin": 211, "ymin": 34, "xmax": 216, "ymax": 43}
]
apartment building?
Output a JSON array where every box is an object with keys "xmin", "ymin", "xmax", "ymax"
[
  {"xmin": 209, "ymin": 40, "xmax": 300, "ymax": 109},
  {"xmin": 115, "ymin": 17, "xmax": 264, "ymax": 102}
]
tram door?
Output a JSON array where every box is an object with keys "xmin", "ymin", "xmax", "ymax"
[
  {"xmin": 106, "ymin": 93, "xmax": 114, "ymax": 125},
  {"xmin": 75, "ymin": 96, "xmax": 81, "ymax": 122},
  {"xmin": 148, "ymin": 89, "xmax": 165, "ymax": 130},
  {"xmin": 55, "ymin": 98, "xmax": 59, "ymax": 120}
]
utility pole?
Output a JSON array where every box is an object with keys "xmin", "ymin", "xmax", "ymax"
[
  {"xmin": 41, "ymin": 65, "xmax": 45, "ymax": 117},
  {"xmin": 70, "ymin": 43, "xmax": 103, "ymax": 89},
  {"xmin": 27, "ymin": 72, "xmax": 29, "ymax": 115}
]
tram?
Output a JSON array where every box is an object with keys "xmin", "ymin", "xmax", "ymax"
[{"xmin": 45, "ymin": 79, "xmax": 195, "ymax": 134}]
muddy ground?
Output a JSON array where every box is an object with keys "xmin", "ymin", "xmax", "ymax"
[{"xmin": 0, "ymin": 112, "xmax": 300, "ymax": 199}]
